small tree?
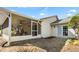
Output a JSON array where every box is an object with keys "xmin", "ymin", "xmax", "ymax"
[{"xmin": 68, "ymin": 14, "xmax": 79, "ymax": 39}]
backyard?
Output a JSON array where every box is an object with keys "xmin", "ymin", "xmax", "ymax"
[{"xmin": 0, "ymin": 37, "xmax": 79, "ymax": 52}]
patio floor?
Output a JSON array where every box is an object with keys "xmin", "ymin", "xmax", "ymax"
[
  {"xmin": 10, "ymin": 37, "xmax": 67, "ymax": 52},
  {"xmin": 0, "ymin": 37, "xmax": 67, "ymax": 52}
]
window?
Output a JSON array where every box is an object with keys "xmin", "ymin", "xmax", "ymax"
[
  {"xmin": 32, "ymin": 21, "xmax": 41, "ymax": 36},
  {"xmin": 32, "ymin": 22, "xmax": 37, "ymax": 30},
  {"xmin": 32, "ymin": 31, "xmax": 37, "ymax": 36},
  {"xmin": 63, "ymin": 26, "xmax": 68, "ymax": 36},
  {"xmin": 38, "ymin": 23, "xmax": 41, "ymax": 34},
  {"xmin": 32, "ymin": 22, "xmax": 37, "ymax": 36}
]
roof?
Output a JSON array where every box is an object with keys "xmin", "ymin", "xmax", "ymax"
[
  {"xmin": 58, "ymin": 17, "xmax": 72, "ymax": 24},
  {"xmin": 51, "ymin": 17, "xmax": 72, "ymax": 26},
  {"xmin": 40, "ymin": 15, "xmax": 58, "ymax": 20},
  {"xmin": 0, "ymin": 7, "xmax": 40, "ymax": 21},
  {"xmin": 52, "ymin": 20, "xmax": 61, "ymax": 23}
]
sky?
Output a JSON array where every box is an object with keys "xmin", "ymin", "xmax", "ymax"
[{"xmin": 5, "ymin": 7, "xmax": 79, "ymax": 19}]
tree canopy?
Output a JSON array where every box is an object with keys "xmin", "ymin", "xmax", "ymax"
[{"xmin": 68, "ymin": 14, "xmax": 79, "ymax": 30}]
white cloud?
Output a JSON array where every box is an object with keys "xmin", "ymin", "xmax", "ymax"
[
  {"xmin": 39, "ymin": 7, "xmax": 48, "ymax": 17},
  {"xmin": 68, "ymin": 9, "xmax": 77, "ymax": 13},
  {"xmin": 66, "ymin": 13, "xmax": 72, "ymax": 16},
  {"xmin": 40, "ymin": 13, "xmax": 45, "ymax": 16}
]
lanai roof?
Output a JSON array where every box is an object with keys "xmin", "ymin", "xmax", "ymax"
[{"xmin": 0, "ymin": 7, "xmax": 39, "ymax": 21}]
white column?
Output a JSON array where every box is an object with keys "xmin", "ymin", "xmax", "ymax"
[{"xmin": 7, "ymin": 13, "xmax": 12, "ymax": 45}]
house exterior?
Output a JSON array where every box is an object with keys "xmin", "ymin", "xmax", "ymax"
[
  {"xmin": 41, "ymin": 16, "xmax": 58, "ymax": 38},
  {"xmin": 0, "ymin": 8, "xmax": 76, "ymax": 45},
  {"xmin": 51, "ymin": 17, "xmax": 76, "ymax": 38}
]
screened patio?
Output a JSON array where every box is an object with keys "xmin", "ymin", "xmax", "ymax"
[{"xmin": 0, "ymin": 9, "xmax": 41, "ymax": 44}]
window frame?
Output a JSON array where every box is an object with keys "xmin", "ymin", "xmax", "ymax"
[
  {"xmin": 63, "ymin": 26, "xmax": 68, "ymax": 36},
  {"xmin": 31, "ymin": 21, "xmax": 38, "ymax": 36}
]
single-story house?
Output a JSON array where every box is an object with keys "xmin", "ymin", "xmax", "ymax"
[
  {"xmin": 0, "ymin": 8, "xmax": 76, "ymax": 45},
  {"xmin": 51, "ymin": 17, "xmax": 76, "ymax": 38}
]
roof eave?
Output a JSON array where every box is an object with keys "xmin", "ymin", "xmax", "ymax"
[
  {"xmin": 51, "ymin": 22, "xmax": 68, "ymax": 26},
  {"xmin": 40, "ymin": 15, "xmax": 58, "ymax": 20},
  {"xmin": 0, "ymin": 7, "xmax": 39, "ymax": 21}
]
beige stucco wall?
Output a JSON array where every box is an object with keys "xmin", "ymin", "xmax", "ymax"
[
  {"xmin": 51, "ymin": 26, "xmax": 58, "ymax": 37},
  {"xmin": 41, "ymin": 16, "xmax": 58, "ymax": 38}
]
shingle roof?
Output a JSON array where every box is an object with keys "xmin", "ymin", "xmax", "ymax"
[
  {"xmin": 52, "ymin": 20, "xmax": 61, "ymax": 23},
  {"xmin": 40, "ymin": 15, "xmax": 58, "ymax": 20},
  {"xmin": 58, "ymin": 17, "xmax": 72, "ymax": 24},
  {"xmin": 51, "ymin": 17, "xmax": 72, "ymax": 26}
]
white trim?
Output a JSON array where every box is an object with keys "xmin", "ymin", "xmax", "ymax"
[{"xmin": 10, "ymin": 35, "xmax": 41, "ymax": 42}]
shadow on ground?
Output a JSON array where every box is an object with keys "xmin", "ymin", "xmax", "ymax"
[{"xmin": 10, "ymin": 37, "xmax": 67, "ymax": 52}]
